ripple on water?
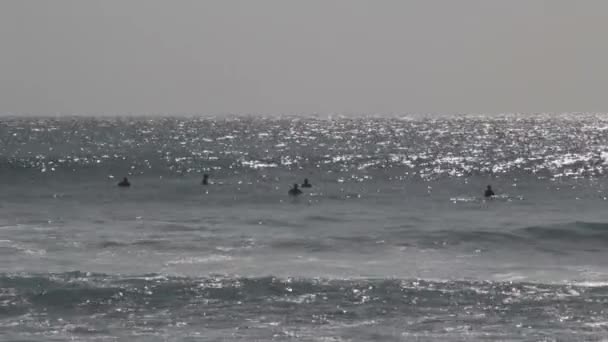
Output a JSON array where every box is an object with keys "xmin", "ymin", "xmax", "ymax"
[{"xmin": 3, "ymin": 114, "xmax": 608, "ymax": 180}]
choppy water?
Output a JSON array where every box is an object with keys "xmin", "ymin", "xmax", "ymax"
[{"xmin": 2, "ymin": 114, "xmax": 608, "ymax": 341}]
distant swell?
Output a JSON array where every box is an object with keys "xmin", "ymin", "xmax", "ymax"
[
  {"xmin": 407, "ymin": 221, "xmax": 608, "ymax": 249},
  {"xmin": 520, "ymin": 221, "xmax": 608, "ymax": 241}
]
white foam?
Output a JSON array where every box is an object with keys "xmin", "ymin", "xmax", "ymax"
[{"xmin": 165, "ymin": 255, "xmax": 233, "ymax": 265}]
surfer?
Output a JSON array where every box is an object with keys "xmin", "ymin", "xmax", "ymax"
[
  {"xmin": 301, "ymin": 178, "xmax": 312, "ymax": 188},
  {"xmin": 288, "ymin": 183, "xmax": 302, "ymax": 196},
  {"xmin": 118, "ymin": 177, "xmax": 130, "ymax": 187},
  {"xmin": 484, "ymin": 185, "xmax": 495, "ymax": 198},
  {"xmin": 202, "ymin": 174, "xmax": 209, "ymax": 185}
]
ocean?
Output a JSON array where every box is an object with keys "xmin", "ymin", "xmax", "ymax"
[{"xmin": 2, "ymin": 114, "xmax": 608, "ymax": 341}]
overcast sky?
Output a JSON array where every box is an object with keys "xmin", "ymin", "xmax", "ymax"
[{"xmin": 1, "ymin": 0, "xmax": 607, "ymax": 115}]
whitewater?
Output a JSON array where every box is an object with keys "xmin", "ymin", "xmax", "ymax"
[{"xmin": 2, "ymin": 114, "xmax": 608, "ymax": 341}]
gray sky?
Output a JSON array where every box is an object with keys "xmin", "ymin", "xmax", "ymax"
[{"xmin": 1, "ymin": 0, "xmax": 607, "ymax": 115}]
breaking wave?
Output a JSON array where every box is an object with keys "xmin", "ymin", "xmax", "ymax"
[{"xmin": 1, "ymin": 272, "xmax": 605, "ymax": 319}]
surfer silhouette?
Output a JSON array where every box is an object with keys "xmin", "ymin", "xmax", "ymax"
[
  {"xmin": 118, "ymin": 177, "xmax": 130, "ymax": 187},
  {"xmin": 484, "ymin": 185, "xmax": 495, "ymax": 198},
  {"xmin": 288, "ymin": 183, "xmax": 302, "ymax": 196},
  {"xmin": 301, "ymin": 178, "xmax": 312, "ymax": 188},
  {"xmin": 202, "ymin": 174, "xmax": 209, "ymax": 185}
]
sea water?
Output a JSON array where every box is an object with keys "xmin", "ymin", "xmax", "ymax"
[{"xmin": 2, "ymin": 114, "xmax": 608, "ymax": 341}]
